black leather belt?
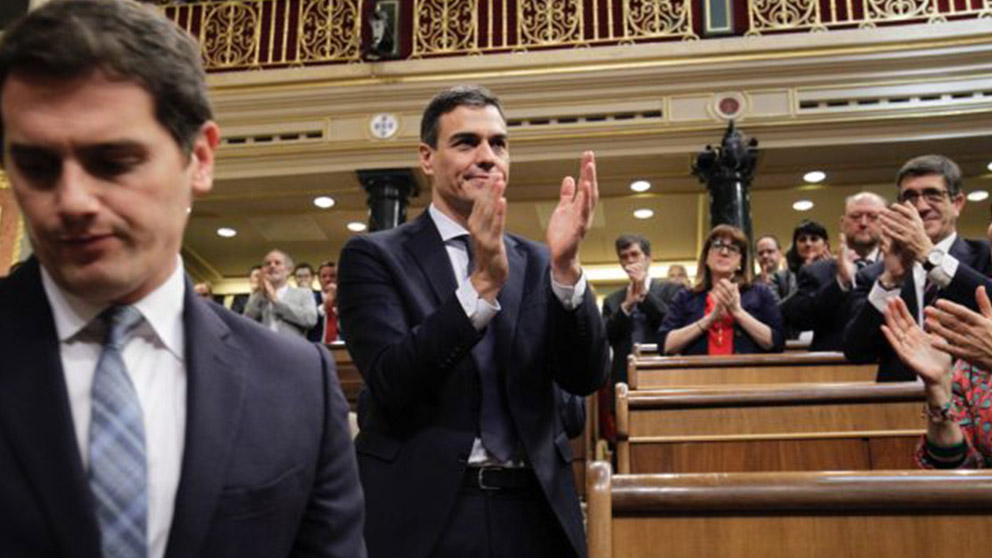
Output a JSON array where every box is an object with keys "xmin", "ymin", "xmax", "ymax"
[{"xmin": 462, "ymin": 466, "xmax": 539, "ymax": 492}]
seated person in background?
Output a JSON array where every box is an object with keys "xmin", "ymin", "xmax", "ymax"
[
  {"xmin": 666, "ymin": 263, "xmax": 692, "ymax": 289},
  {"xmin": 844, "ymin": 155, "xmax": 992, "ymax": 382},
  {"xmin": 881, "ymin": 288, "xmax": 992, "ymax": 468},
  {"xmin": 230, "ymin": 264, "xmax": 260, "ymax": 314},
  {"xmin": 295, "ymin": 262, "xmax": 326, "ymax": 343},
  {"xmin": 245, "ymin": 249, "xmax": 317, "ymax": 338},
  {"xmin": 317, "ymin": 261, "xmax": 341, "ymax": 342},
  {"xmin": 193, "ymin": 281, "xmax": 214, "ymax": 299},
  {"xmin": 779, "ymin": 220, "xmax": 831, "ymax": 339},
  {"xmin": 782, "ymin": 192, "xmax": 886, "ymax": 351},
  {"xmin": 659, "ymin": 225, "xmax": 784, "ymax": 355},
  {"xmin": 754, "ymin": 234, "xmax": 787, "ymax": 301}
]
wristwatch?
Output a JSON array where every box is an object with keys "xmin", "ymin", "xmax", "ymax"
[{"xmin": 923, "ymin": 248, "xmax": 945, "ymax": 272}]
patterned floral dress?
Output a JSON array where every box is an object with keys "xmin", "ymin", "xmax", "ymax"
[{"xmin": 916, "ymin": 360, "xmax": 992, "ymax": 469}]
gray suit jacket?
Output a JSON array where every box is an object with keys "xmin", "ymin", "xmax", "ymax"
[{"xmin": 244, "ymin": 286, "xmax": 318, "ymax": 337}]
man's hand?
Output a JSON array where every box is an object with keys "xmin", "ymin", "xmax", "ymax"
[
  {"xmin": 468, "ymin": 176, "xmax": 509, "ymax": 302},
  {"xmin": 620, "ymin": 261, "xmax": 647, "ymax": 313},
  {"xmin": 262, "ymin": 278, "xmax": 278, "ymax": 301},
  {"xmin": 547, "ymin": 151, "xmax": 598, "ymax": 286},
  {"xmin": 880, "ymin": 202, "xmax": 933, "ymax": 262},
  {"xmin": 878, "ymin": 236, "xmax": 911, "ymax": 289},
  {"xmin": 323, "ymin": 282, "xmax": 337, "ymax": 311},
  {"xmin": 925, "ymin": 286, "xmax": 992, "ymax": 371},
  {"xmin": 836, "ymin": 232, "xmax": 856, "ymax": 287}
]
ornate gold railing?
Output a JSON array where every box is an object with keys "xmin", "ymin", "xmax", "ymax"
[
  {"xmin": 412, "ymin": 0, "xmax": 698, "ymax": 57},
  {"xmin": 747, "ymin": 0, "xmax": 992, "ymax": 35},
  {"xmin": 161, "ymin": 0, "xmax": 362, "ymax": 70}
]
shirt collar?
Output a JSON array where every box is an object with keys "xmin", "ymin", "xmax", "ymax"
[
  {"xmin": 936, "ymin": 232, "xmax": 957, "ymax": 253},
  {"xmin": 41, "ymin": 255, "xmax": 187, "ymax": 361},
  {"xmin": 429, "ymin": 204, "xmax": 469, "ymax": 243}
]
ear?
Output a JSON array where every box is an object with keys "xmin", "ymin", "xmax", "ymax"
[
  {"xmin": 189, "ymin": 121, "xmax": 221, "ymax": 197},
  {"xmin": 951, "ymin": 192, "xmax": 966, "ymax": 216},
  {"xmin": 418, "ymin": 143, "xmax": 435, "ymax": 178}
]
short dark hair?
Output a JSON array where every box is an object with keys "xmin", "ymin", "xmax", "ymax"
[
  {"xmin": 294, "ymin": 263, "xmax": 314, "ymax": 275},
  {"xmin": 896, "ymin": 154, "xmax": 962, "ymax": 196},
  {"xmin": 615, "ymin": 234, "xmax": 651, "ymax": 258},
  {"xmin": 318, "ymin": 261, "xmax": 337, "ymax": 272},
  {"xmin": 420, "ymin": 85, "xmax": 504, "ymax": 148},
  {"xmin": 792, "ymin": 220, "xmax": 828, "ymax": 245},
  {"xmin": 0, "ymin": 0, "xmax": 212, "ymax": 155}
]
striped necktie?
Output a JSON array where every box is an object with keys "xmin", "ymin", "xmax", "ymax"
[{"xmin": 89, "ymin": 305, "xmax": 147, "ymax": 558}]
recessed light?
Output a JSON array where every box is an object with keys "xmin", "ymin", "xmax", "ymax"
[
  {"xmin": 803, "ymin": 171, "xmax": 826, "ymax": 184},
  {"xmin": 968, "ymin": 190, "xmax": 989, "ymax": 202},
  {"xmin": 347, "ymin": 221, "xmax": 367, "ymax": 232},
  {"xmin": 630, "ymin": 180, "xmax": 651, "ymax": 193},
  {"xmin": 987, "ymin": 161, "xmax": 992, "ymax": 172},
  {"xmin": 314, "ymin": 196, "xmax": 336, "ymax": 209},
  {"xmin": 217, "ymin": 227, "xmax": 237, "ymax": 238},
  {"xmin": 792, "ymin": 200, "xmax": 814, "ymax": 211},
  {"xmin": 633, "ymin": 208, "xmax": 654, "ymax": 219}
]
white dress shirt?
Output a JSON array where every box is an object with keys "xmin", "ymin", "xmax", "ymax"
[
  {"xmin": 43, "ymin": 257, "xmax": 187, "ymax": 558},
  {"xmin": 428, "ymin": 204, "xmax": 587, "ymax": 465}
]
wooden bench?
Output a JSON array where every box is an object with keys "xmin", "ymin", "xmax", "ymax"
[
  {"xmin": 586, "ymin": 461, "xmax": 992, "ymax": 558},
  {"xmin": 615, "ymin": 382, "xmax": 926, "ymax": 474},
  {"xmin": 327, "ymin": 341, "xmax": 363, "ymax": 412},
  {"xmin": 626, "ymin": 351, "xmax": 878, "ymax": 389},
  {"xmin": 634, "ymin": 339, "xmax": 810, "ymax": 356}
]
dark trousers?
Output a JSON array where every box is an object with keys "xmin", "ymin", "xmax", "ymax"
[{"xmin": 429, "ymin": 475, "xmax": 575, "ymax": 558}]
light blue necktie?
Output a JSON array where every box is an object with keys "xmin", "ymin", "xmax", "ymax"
[{"xmin": 89, "ymin": 306, "xmax": 147, "ymax": 558}]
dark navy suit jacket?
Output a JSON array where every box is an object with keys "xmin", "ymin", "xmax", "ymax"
[
  {"xmin": 657, "ymin": 282, "xmax": 785, "ymax": 355},
  {"xmin": 0, "ymin": 259, "xmax": 365, "ymax": 558},
  {"xmin": 781, "ymin": 258, "xmax": 852, "ymax": 351},
  {"xmin": 337, "ymin": 211, "xmax": 609, "ymax": 558},
  {"xmin": 843, "ymin": 236, "xmax": 992, "ymax": 381}
]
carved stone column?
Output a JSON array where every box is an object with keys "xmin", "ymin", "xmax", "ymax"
[
  {"xmin": 692, "ymin": 121, "xmax": 759, "ymax": 259},
  {"xmin": 357, "ymin": 169, "xmax": 419, "ymax": 232}
]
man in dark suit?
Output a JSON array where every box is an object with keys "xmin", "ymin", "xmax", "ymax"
[
  {"xmin": 338, "ymin": 85, "xmax": 609, "ymax": 558},
  {"xmin": 0, "ymin": 2, "xmax": 365, "ymax": 557},
  {"xmin": 600, "ymin": 234, "xmax": 681, "ymax": 440},
  {"xmin": 844, "ymin": 155, "xmax": 992, "ymax": 381},
  {"xmin": 783, "ymin": 192, "xmax": 886, "ymax": 351},
  {"xmin": 294, "ymin": 262, "xmax": 327, "ymax": 343}
]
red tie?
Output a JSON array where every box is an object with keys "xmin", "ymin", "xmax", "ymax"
[{"xmin": 323, "ymin": 303, "xmax": 338, "ymax": 343}]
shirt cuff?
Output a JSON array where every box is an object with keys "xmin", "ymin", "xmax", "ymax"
[
  {"xmin": 927, "ymin": 253, "xmax": 959, "ymax": 289},
  {"xmin": 551, "ymin": 270, "xmax": 587, "ymax": 310},
  {"xmin": 836, "ymin": 276, "xmax": 851, "ymax": 292},
  {"xmin": 868, "ymin": 279, "xmax": 901, "ymax": 314},
  {"xmin": 456, "ymin": 279, "xmax": 500, "ymax": 331}
]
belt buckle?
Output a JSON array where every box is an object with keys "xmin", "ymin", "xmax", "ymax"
[{"xmin": 477, "ymin": 466, "xmax": 503, "ymax": 491}]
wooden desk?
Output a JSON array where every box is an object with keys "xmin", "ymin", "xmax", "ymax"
[
  {"xmin": 587, "ymin": 462, "xmax": 992, "ymax": 558},
  {"xmin": 627, "ymin": 352, "xmax": 877, "ymax": 389},
  {"xmin": 616, "ymin": 382, "xmax": 926, "ymax": 474}
]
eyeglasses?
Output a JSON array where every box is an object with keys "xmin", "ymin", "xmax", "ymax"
[
  {"xmin": 710, "ymin": 240, "xmax": 742, "ymax": 254},
  {"xmin": 899, "ymin": 188, "xmax": 951, "ymax": 205}
]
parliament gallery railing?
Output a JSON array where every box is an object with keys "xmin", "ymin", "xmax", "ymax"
[{"xmin": 158, "ymin": 0, "xmax": 991, "ymax": 70}]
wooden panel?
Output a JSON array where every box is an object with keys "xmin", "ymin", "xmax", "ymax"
[
  {"xmin": 869, "ymin": 436, "xmax": 921, "ymax": 470},
  {"xmin": 328, "ymin": 341, "xmax": 363, "ymax": 412},
  {"xmin": 613, "ymin": 515, "xmax": 992, "ymax": 558},
  {"xmin": 630, "ymin": 438, "xmax": 872, "ymax": 473}
]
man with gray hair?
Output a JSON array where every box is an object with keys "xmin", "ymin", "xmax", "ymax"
[
  {"xmin": 0, "ymin": 1, "xmax": 364, "ymax": 556},
  {"xmin": 782, "ymin": 191, "xmax": 886, "ymax": 351},
  {"xmin": 245, "ymin": 249, "xmax": 318, "ymax": 338},
  {"xmin": 844, "ymin": 155, "xmax": 992, "ymax": 381}
]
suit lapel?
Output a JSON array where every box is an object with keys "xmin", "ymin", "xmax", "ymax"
[
  {"xmin": 405, "ymin": 212, "xmax": 459, "ymax": 306},
  {"xmin": 494, "ymin": 235, "xmax": 527, "ymax": 368},
  {"xmin": 164, "ymin": 286, "xmax": 246, "ymax": 558},
  {"xmin": 0, "ymin": 259, "xmax": 101, "ymax": 557}
]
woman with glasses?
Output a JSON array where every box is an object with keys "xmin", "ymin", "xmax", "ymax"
[{"xmin": 658, "ymin": 225, "xmax": 785, "ymax": 355}]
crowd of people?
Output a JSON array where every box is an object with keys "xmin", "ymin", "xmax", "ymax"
[{"xmin": 1, "ymin": 2, "xmax": 990, "ymax": 558}]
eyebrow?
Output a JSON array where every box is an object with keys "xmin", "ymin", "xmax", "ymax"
[{"xmin": 447, "ymin": 132, "xmax": 508, "ymax": 145}]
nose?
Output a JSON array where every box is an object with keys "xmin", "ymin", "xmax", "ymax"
[
  {"xmin": 54, "ymin": 161, "xmax": 100, "ymax": 223},
  {"xmin": 474, "ymin": 142, "xmax": 497, "ymax": 172}
]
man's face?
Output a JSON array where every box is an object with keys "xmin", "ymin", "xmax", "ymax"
[
  {"xmin": 420, "ymin": 105, "xmax": 509, "ymax": 221},
  {"xmin": 248, "ymin": 268, "xmax": 262, "ymax": 290},
  {"xmin": 318, "ymin": 265, "xmax": 337, "ymax": 291},
  {"xmin": 193, "ymin": 283, "xmax": 211, "ymax": 298},
  {"xmin": 755, "ymin": 238, "xmax": 780, "ymax": 273},
  {"xmin": 842, "ymin": 197, "xmax": 883, "ymax": 251},
  {"xmin": 295, "ymin": 267, "xmax": 314, "ymax": 289},
  {"xmin": 898, "ymin": 174, "xmax": 963, "ymax": 243},
  {"xmin": 4, "ymin": 72, "xmax": 217, "ymax": 304},
  {"xmin": 617, "ymin": 243, "xmax": 648, "ymax": 273},
  {"xmin": 263, "ymin": 251, "xmax": 290, "ymax": 288}
]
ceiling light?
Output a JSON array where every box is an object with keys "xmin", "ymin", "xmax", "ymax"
[
  {"xmin": 629, "ymin": 180, "xmax": 651, "ymax": 193},
  {"xmin": 633, "ymin": 208, "xmax": 654, "ymax": 219},
  {"xmin": 987, "ymin": 161, "xmax": 992, "ymax": 172},
  {"xmin": 968, "ymin": 190, "xmax": 989, "ymax": 202},
  {"xmin": 792, "ymin": 200, "xmax": 814, "ymax": 211},
  {"xmin": 313, "ymin": 196, "xmax": 336, "ymax": 209},
  {"xmin": 803, "ymin": 171, "xmax": 826, "ymax": 184},
  {"xmin": 216, "ymin": 227, "xmax": 237, "ymax": 238},
  {"xmin": 347, "ymin": 221, "xmax": 367, "ymax": 232}
]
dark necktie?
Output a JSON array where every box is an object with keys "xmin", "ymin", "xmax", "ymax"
[
  {"xmin": 854, "ymin": 258, "xmax": 869, "ymax": 271},
  {"xmin": 454, "ymin": 236, "xmax": 517, "ymax": 461},
  {"xmin": 89, "ymin": 305, "xmax": 147, "ymax": 558}
]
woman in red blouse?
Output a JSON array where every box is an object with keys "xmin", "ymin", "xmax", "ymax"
[{"xmin": 658, "ymin": 225, "xmax": 784, "ymax": 355}]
